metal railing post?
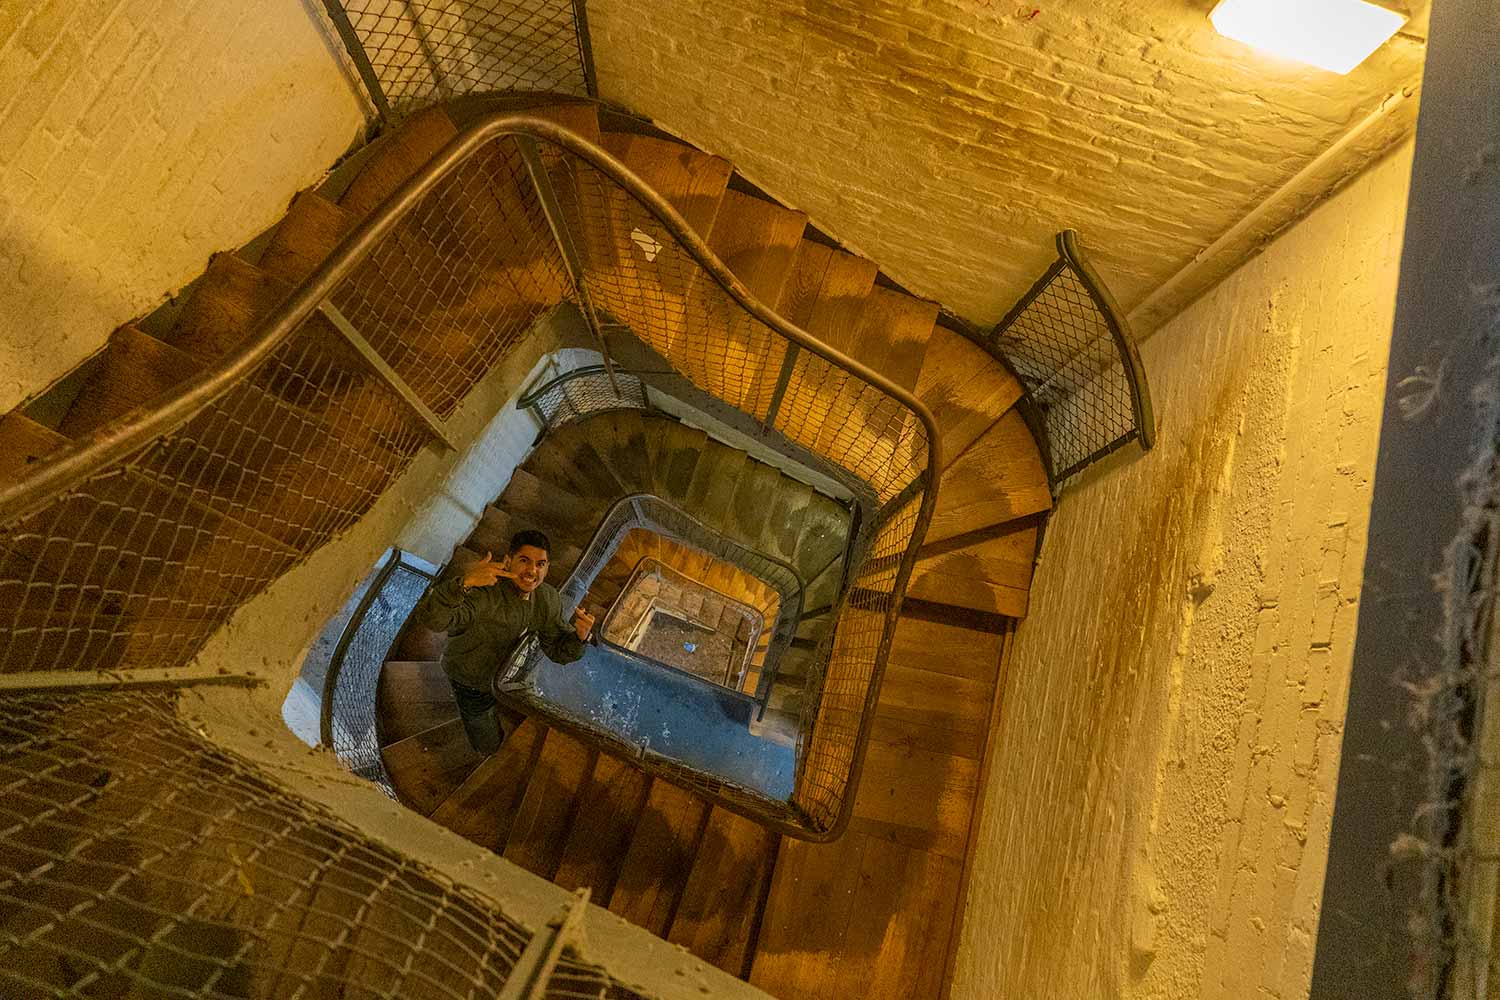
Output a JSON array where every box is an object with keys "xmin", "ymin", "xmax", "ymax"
[
  {"xmin": 320, "ymin": 1, "xmax": 394, "ymax": 122},
  {"xmin": 513, "ymin": 134, "xmax": 623, "ymax": 397},
  {"xmin": 317, "ymin": 300, "xmax": 455, "ymax": 449},
  {"xmin": 761, "ymin": 344, "xmax": 799, "ymax": 430}
]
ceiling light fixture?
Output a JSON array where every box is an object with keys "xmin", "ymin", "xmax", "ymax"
[{"xmin": 1209, "ymin": 0, "xmax": 1407, "ymax": 75}]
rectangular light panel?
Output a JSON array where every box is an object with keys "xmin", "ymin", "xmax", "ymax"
[{"xmin": 1210, "ymin": 0, "xmax": 1407, "ymax": 75}]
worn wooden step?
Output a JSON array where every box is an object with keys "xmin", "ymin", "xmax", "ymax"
[
  {"xmin": 590, "ymin": 406, "xmax": 654, "ymax": 496},
  {"xmin": 55, "ymin": 326, "xmax": 199, "ymax": 439},
  {"xmin": 926, "ymin": 410, "xmax": 1051, "ymax": 545},
  {"xmin": 724, "ymin": 459, "xmax": 784, "ymax": 551},
  {"xmin": 685, "ymin": 440, "xmax": 748, "ymax": 536},
  {"xmin": 667, "ymin": 805, "xmax": 778, "ymax": 977},
  {"xmin": 341, "ymin": 106, "xmax": 461, "ymax": 219},
  {"xmin": 520, "ymin": 422, "xmax": 629, "ymax": 505},
  {"xmin": 753, "ymin": 476, "xmax": 815, "ymax": 568},
  {"xmin": 908, "ymin": 520, "xmax": 1039, "ymax": 618},
  {"xmin": 764, "ymin": 241, "xmax": 878, "ymax": 430},
  {"xmin": 552, "ymin": 753, "xmax": 653, "ymax": 904},
  {"xmin": 375, "ymin": 659, "xmax": 457, "ymax": 747},
  {"xmin": 652, "ymin": 420, "xmax": 709, "ymax": 511},
  {"xmin": 495, "ymin": 466, "xmax": 608, "ymax": 541},
  {"xmin": 600, "ymin": 133, "xmax": 733, "ymax": 236},
  {"xmin": 380, "ymin": 717, "xmax": 487, "ymax": 816},
  {"xmin": 428, "ymin": 719, "xmax": 547, "ymax": 852},
  {"xmin": 607, "ymin": 779, "xmax": 711, "ymax": 937},
  {"xmin": 502, "ymin": 727, "xmax": 596, "ymax": 881},
  {"xmin": 687, "ymin": 190, "xmax": 808, "ymax": 414},
  {"xmin": 914, "ymin": 324, "xmax": 1024, "ymax": 470},
  {"xmin": 259, "ymin": 190, "xmax": 357, "ymax": 286},
  {"xmin": 0, "ymin": 413, "xmax": 68, "ymax": 484}
]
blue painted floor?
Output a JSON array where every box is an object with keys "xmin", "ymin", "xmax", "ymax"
[{"xmin": 528, "ymin": 645, "xmax": 796, "ymax": 800}]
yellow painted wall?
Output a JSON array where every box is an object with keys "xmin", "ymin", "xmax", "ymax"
[
  {"xmin": 952, "ymin": 141, "xmax": 1414, "ymax": 999},
  {"xmin": 0, "ymin": 1, "xmax": 367, "ymax": 412}
]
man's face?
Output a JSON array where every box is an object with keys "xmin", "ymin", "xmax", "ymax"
[{"xmin": 507, "ymin": 545, "xmax": 549, "ymax": 593}]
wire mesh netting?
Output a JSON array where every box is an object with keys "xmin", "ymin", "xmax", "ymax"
[
  {"xmin": 991, "ymin": 235, "xmax": 1153, "ymax": 491},
  {"xmin": 517, "ymin": 365, "xmax": 653, "ymax": 432},
  {"xmin": 322, "ymin": 552, "xmax": 435, "ymax": 796},
  {"xmin": 0, "ymin": 686, "xmax": 645, "ymax": 999},
  {"xmin": 331, "ymin": 0, "xmax": 591, "ymax": 118}
]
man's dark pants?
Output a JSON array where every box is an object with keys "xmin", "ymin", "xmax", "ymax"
[{"xmin": 449, "ymin": 681, "xmax": 527, "ymax": 754}]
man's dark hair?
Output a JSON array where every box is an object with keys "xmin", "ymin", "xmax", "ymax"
[{"xmin": 508, "ymin": 529, "xmax": 551, "ymax": 556}]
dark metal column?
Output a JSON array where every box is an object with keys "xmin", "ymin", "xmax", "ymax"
[{"xmin": 1311, "ymin": 3, "xmax": 1500, "ymax": 997}]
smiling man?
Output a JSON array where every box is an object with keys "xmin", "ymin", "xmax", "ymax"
[{"xmin": 415, "ymin": 529, "xmax": 596, "ymax": 754}]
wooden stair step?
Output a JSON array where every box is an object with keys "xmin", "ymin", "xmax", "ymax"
[
  {"xmin": 552, "ymin": 753, "xmax": 653, "ymax": 904},
  {"xmin": 380, "ymin": 717, "xmax": 487, "ymax": 817},
  {"xmin": 607, "ymin": 778, "xmax": 711, "ymax": 937},
  {"xmin": 766, "ymin": 241, "xmax": 878, "ymax": 429},
  {"xmin": 749, "ymin": 829, "xmax": 866, "ymax": 998},
  {"xmin": 340, "ymin": 106, "xmax": 461, "ymax": 219},
  {"xmin": 56, "ymin": 327, "xmax": 200, "ymax": 439},
  {"xmin": 926, "ymin": 410, "xmax": 1051, "ymax": 545},
  {"xmin": 259, "ymin": 190, "xmax": 357, "ymax": 286},
  {"xmin": 428, "ymin": 719, "xmax": 547, "ymax": 852},
  {"xmin": 756, "ymin": 476, "xmax": 816, "ymax": 568},
  {"xmin": 375, "ymin": 660, "xmax": 456, "ymax": 747},
  {"xmin": 802, "ymin": 557, "xmax": 845, "ymax": 617},
  {"xmin": 845, "ymin": 286, "xmax": 938, "ymax": 395},
  {"xmin": 653, "ymin": 422, "xmax": 708, "ymax": 511},
  {"xmin": 908, "ymin": 521, "xmax": 1039, "ymax": 618},
  {"xmin": 667, "ymin": 806, "xmax": 779, "ymax": 978},
  {"xmin": 0, "ymin": 413, "xmax": 68, "ymax": 484},
  {"xmin": 164, "ymin": 254, "xmax": 370, "ymax": 407},
  {"xmin": 684, "ymin": 440, "xmax": 748, "ymax": 535},
  {"xmin": 502, "ymin": 727, "xmax": 596, "ymax": 881},
  {"xmin": 521, "ymin": 421, "xmax": 630, "ymax": 504},
  {"xmin": 600, "ymin": 133, "xmax": 733, "ymax": 236},
  {"xmin": 725, "ymin": 460, "xmax": 784, "ymax": 550},
  {"xmin": 914, "ymin": 324, "xmax": 1024, "ymax": 469},
  {"xmin": 791, "ymin": 496, "xmax": 851, "ymax": 583},
  {"xmin": 592, "ymin": 407, "xmax": 654, "ymax": 496},
  {"xmin": 495, "ymin": 467, "xmax": 607, "ymax": 540}
]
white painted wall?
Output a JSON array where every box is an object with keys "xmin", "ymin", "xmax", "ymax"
[
  {"xmin": 952, "ymin": 141, "xmax": 1415, "ymax": 1000},
  {"xmin": 0, "ymin": 0, "xmax": 368, "ymax": 412}
]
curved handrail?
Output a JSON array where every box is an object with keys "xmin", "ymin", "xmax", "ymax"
[
  {"xmin": 0, "ymin": 114, "xmax": 942, "ymax": 840},
  {"xmin": 0, "ymin": 116, "xmax": 940, "ymax": 523}
]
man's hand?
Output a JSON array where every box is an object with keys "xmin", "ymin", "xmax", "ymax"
[
  {"xmin": 461, "ymin": 552, "xmax": 515, "ymax": 590},
  {"xmin": 572, "ymin": 607, "xmax": 597, "ymax": 642}
]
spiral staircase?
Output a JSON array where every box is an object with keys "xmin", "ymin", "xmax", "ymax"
[{"xmin": 0, "ymin": 95, "xmax": 1058, "ymax": 995}]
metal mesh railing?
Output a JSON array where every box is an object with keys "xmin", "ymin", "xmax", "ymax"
[
  {"xmin": 320, "ymin": 549, "xmax": 435, "ymax": 796},
  {"xmin": 991, "ymin": 229, "xmax": 1154, "ymax": 490},
  {"xmin": 517, "ymin": 364, "xmax": 655, "ymax": 433},
  {"xmin": 0, "ymin": 686, "xmax": 645, "ymax": 999},
  {"xmin": 0, "ymin": 115, "xmax": 938, "ymax": 841},
  {"xmin": 554, "ymin": 493, "xmax": 804, "ymax": 712},
  {"xmin": 323, "ymin": 0, "xmax": 593, "ymax": 120}
]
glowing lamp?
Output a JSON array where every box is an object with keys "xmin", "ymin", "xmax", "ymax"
[{"xmin": 1209, "ymin": 0, "xmax": 1407, "ymax": 75}]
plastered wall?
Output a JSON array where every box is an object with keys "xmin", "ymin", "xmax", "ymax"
[
  {"xmin": 951, "ymin": 141, "xmax": 1415, "ymax": 999},
  {"xmin": 0, "ymin": 0, "xmax": 367, "ymax": 413}
]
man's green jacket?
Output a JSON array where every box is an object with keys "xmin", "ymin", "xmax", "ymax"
[{"xmin": 415, "ymin": 574, "xmax": 586, "ymax": 691}]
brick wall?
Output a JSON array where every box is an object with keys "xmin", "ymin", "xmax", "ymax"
[
  {"xmin": 0, "ymin": 0, "xmax": 366, "ymax": 412},
  {"xmin": 584, "ymin": 0, "xmax": 1421, "ymax": 328},
  {"xmin": 950, "ymin": 141, "xmax": 1414, "ymax": 1000}
]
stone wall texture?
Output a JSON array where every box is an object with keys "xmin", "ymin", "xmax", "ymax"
[
  {"xmin": 951, "ymin": 141, "xmax": 1415, "ymax": 1000},
  {"xmin": 0, "ymin": 0, "xmax": 366, "ymax": 412},
  {"xmin": 585, "ymin": 0, "xmax": 1422, "ymax": 328}
]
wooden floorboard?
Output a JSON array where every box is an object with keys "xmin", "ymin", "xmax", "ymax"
[
  {"xmin": 667, "ymin": 806, "xmax": 779, "ymax": 977},
  {"xmin": 608, "ymin": 780, "xmax": 711, "ymax": 937},
  {"xmin": 553, "ymin": 753, "xmax": 653, "ymax": 904},
  {"xmin": 502, "ymin": 728, "xmax": 595, "ymax": 880}
]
